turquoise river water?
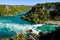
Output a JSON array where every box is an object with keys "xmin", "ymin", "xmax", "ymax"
[{"xmin": 0, "ymin": 12, "xmax": 56, "ymax": 38}]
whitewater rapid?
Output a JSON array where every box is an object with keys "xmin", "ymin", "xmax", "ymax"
[{"xmin": 0, "ymin": 22, "xmax": 43, "ymax": 34}]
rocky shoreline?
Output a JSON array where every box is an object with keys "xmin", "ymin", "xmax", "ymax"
[{"xmin": 45, "ymin": 21, "xmax": 60, "ymax": 26}]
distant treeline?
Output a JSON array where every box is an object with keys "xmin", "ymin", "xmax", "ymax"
[
  {"xmin": 21, "ymin": 2, "xmax": 60, "ymax": 24},
  {"xmin": 0, "ymin": 5, "xmax": 31, "ymax": 16}
]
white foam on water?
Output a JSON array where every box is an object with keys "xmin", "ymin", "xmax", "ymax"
[
  {"xmin": 0, "ymin": 22, "xmax": 43, "ymax": 34},
  {"xmin": 33, "ymin": 24, "xmax": 44, "ymax": 27}
]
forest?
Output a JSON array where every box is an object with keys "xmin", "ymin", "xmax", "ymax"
[
  {"xmin": 0, "ymin": 5, "xmax": 31, "ymax": 16},
  {"xmin": 21, "ymin": 2, "xmax": 60, "ymax": 24}
]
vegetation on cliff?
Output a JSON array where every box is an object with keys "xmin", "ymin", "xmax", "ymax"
[
  {"xmin": 21, "ymin": 2, "xmax": 60, "ymax": 24},
  {"xmin": 0, "ymin": 5, "xmax": 31, "ymax": 16}
]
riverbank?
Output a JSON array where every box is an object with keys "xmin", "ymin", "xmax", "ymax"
[
  {"xmin": 21, "ymin": 2, "xmax": 60, "ymax": 24},
  {"xmin": 45, "ymin": 21, "xmax": 60, "ymax": 26}
]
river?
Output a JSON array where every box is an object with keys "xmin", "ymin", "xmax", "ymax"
[{"xmin": 0, "ymin": 12, "xmax": 56, "ymax": 38}]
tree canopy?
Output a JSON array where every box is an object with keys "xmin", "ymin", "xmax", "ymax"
[{"xmin": 21, "ymin": 2, "xmax": 60, "ymax": 24}]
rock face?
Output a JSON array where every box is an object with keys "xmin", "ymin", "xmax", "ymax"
[{"xmin": 21, "ymin": 2, "xmax": 60, "ymax": 24}]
